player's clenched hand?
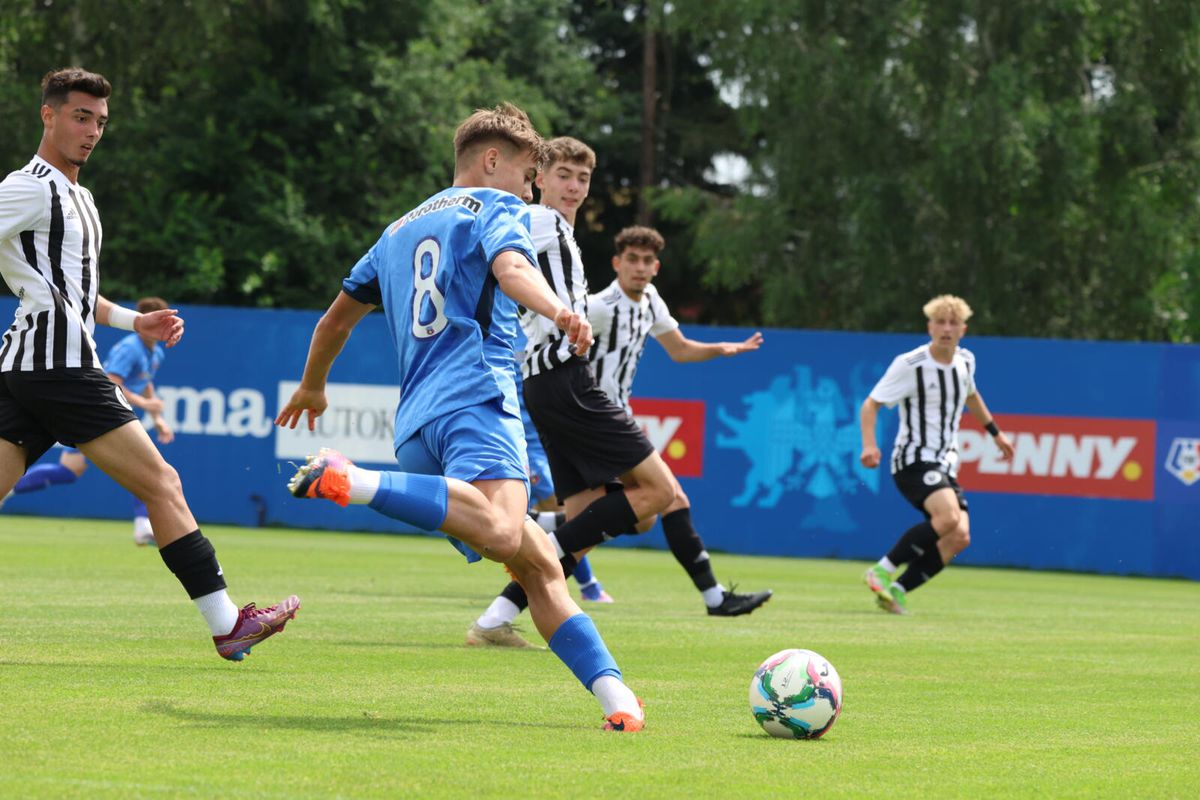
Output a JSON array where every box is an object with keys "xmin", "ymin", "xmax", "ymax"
[
  {"xmin": 275, "ymin": 387, "xmax": 328, "ymax": 431},
  {"xmin": 135, "ymin": 308, "xmax": 184, "ymax": 348},
  {"xmin": 860, "ymin": 446, "xmax": 882, "ymax": 469},
  {"xmin": 555, "ymin": 308, "xmax": 593, "ymax": 359}
]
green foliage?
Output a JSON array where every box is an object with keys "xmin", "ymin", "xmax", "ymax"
[
  {"xmin": 668, "ymin": 0, "xmax": 1200, "ymax": 340},
  {"xmin": 1, "ymin": 1, "xmax": 1196, "ymax": 340}
]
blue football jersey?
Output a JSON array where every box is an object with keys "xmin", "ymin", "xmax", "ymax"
[
  {"xmin": 342, "ymin": 187, "xmax": 537, "ymax": 450},
  {"xmin": 104, "ymin": 333, "xmax": 164, "ymax": 396}
]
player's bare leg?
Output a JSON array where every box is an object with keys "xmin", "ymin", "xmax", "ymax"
[
  {"xmin": 0, "ymin": 439, "xmax": 29, "ymax": 496},
  {"xmin": 80, "ymin": 421, "xmax": 195, "ymax": 547},
  {"xmin": 82, "ymin": 420, "xmax": 299, "ymax": 659}
]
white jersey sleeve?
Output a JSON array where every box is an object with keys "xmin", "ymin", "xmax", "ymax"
[
  {"xmin": 646, "ymin": 285, "xmax": 679, "ymax": 338},
  {"xmin": 527, "ymin": 203, "xmax": 558, "ymax": 253},
  {"xmin": 586, "ymin": 288, "xmax": 614, "ymax": 349},
  {"xmin": 0, "ymin": 172, "xmax": 46, "ymax": 243},
  {"xmin": 960, "ymin": 348, "xmax": 978, "ymax": 396},
  {"xmin": 869, "ymin": 354, "xmax": 916, "ymax": 407}
]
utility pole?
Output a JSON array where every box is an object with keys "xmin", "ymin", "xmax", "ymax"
[{"xmin": 638, "ymin": 1, "xmax": 657, "ymax": 225}]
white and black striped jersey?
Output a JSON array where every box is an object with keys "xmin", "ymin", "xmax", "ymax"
[
  {"xmin": 587, "ymin": 280, "xmax": 678, "ymax": 413},
  {"xmin": 0, "ymin": 156, "xmax": 103, "ymax": 372},
  {"xmin": 869, "ymin": 343, "xmax": 977, "ymax": 475},
  {"xmin": 519, "ymin": 204, "xmax": 588, "ymax": 378}
]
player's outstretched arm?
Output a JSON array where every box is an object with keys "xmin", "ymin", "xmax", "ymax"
[
  {"xmin": 964, "ymin": 393, "xmax": 1014, "ymax": 460},
  {"xmin": 275, "ymin": 291, "xmax": 374, "ymax": 432},
  {"xmin": 492, "ymin": 251, "xmax": 594, "ymax": 357},
  {"xmin": 656, "ymin": 329, "xmax": 764, "ymax": 363},
  {"xmin": 96, "ymin": 295, "xmax": 184, "ymax": 347},
  {"xmin": 859, "ymin": 397, "xmax": 884, "ymax": 468}
]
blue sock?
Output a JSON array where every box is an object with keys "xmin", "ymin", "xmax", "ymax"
[
  {"xmin": 547, "ymin": 613, "xmax": 621, "ymax": 691},
  {"xmin": 368, "ymin": 471, "xmax": 448, "ymax": 531},
  {"xmin": 14, "ymin": 463, "xmax": 78, "ymax": 494},
  {"xmin": 132, "ymin": 497, "xmax": 148, "ymax": 517},
  {"xmin": 573, "ymin": 555, "xmax": 595, "ymax": 585}
]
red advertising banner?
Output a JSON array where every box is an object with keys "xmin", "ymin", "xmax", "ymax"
[
  {"xmin": 629, "ymin": 398, "xmax": 706, "ymax": 478},
  {"xmin": 957, "ymin": 414, "xmax": 1156, "ymax": 500}
]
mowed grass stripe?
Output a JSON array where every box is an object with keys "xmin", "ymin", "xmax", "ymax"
[{"xmin": 0, "ymin": 517, "xmax": 1196, "ymax": 799}]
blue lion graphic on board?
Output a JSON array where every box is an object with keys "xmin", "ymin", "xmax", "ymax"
[{"xmin": 716, "ymin": 364, "xmax": 881, "ymax": 531}]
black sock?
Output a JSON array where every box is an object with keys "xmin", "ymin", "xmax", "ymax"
[
  {"xmin": 500, "ymin": 580, "xmax": 529, "ymax": 613},
  {"xmin": 553, "ymin": 490, "xmax": 639, "ymax": 553},
  {"xmin": 662, "ymin": 508, "xmax": 718, "ymax": 592},
  {"xmin": 159, "ymin": 530, "xmax": 227, "ymax": 599},
  {"xmin": 496, "ymin": 554, "xmax": 576, "ymax": 615},
  {"xmin": 897, "ymin": 547, "xmax": 945, "ymax": 593},
  {"xmin": 886, "ymin": 521, "xmax": 939, "ymax": 568}
]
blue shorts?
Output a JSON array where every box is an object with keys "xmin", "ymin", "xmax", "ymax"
[{"xmin": 395, "ymin": 397, "xmax": 529, "ymax": 562}]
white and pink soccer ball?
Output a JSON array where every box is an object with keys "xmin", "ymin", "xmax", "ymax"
[{"xmin": 749, "ymin": 648, "xmax": 843, "ymax": 739}]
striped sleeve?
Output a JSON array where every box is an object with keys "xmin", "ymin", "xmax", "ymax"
[{"xmin": 0, "ymin": 172, "xmax": 44, "ymax": 243}]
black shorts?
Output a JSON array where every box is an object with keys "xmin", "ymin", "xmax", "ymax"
[
  {"xmin": 523, "ymin": 361, "xmax": 655, "ymax": 500},
  {"xmin": 893, "ymin": 462, "xmax": 969, "ymax": 516},
  {"xmin": 0, "ymin": 368, "xmax": 138, "ymax": 467}
]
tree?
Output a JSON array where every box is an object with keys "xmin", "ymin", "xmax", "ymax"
[{"xmin": 665, "ymin": 0, "xmax": 1200, "ymax": 341}]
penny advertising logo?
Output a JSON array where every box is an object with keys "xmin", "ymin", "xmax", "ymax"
[
  {"xmin": 630, "ymin": 398, "xmax": 705, "ymax": 477},
  {"xmin": 957, "ymin": 414, "xmax": 1155, "ymax": 500}
]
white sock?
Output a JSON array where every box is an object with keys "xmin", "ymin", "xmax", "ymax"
[
  {"xmin": 476, "ymin": 596, "xmax": 520, "ymax": 629},
  {"xmin": 133, "ymin": 516, "xmax": 154, "ymax": 538},
  {"xmin": 547, "ymin": 532, "xmax": 565, "ymax": 559},
  {"xmin": 193, "ymin": 589, "xmax": 240, "ymax": 636},
  {"xmin": 702, "ymin": 584, "xmax": 727, "ymax": 608},
  {"xmin": 535, "ymin": 511, "xmax": 559, "ymax": 532},
  {"xmin": 592, "ymin": 675, "xmax": 642, "ymax": 718},
  {"xmin": 347, "ymin": 465, "xmax": 381, "ymax": 505},
  {"xmin": 878, "ymin": 556, "xmax": 897, "ymax": 573}
]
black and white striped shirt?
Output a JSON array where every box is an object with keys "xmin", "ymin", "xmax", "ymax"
[
  {"xmin": 587, "ymin": 280, "xmax": 678, "ymax": 413},
  {"xmin": 0, "ymin": 156, "xmax": 102, "ymax": 372},
  {"xmin": 520, "ymin": 204, "xmax": 588, "ymax": 378},
  {"xmin": 869, "ymin": 344, "xmax": 977, "ymax": 475}
]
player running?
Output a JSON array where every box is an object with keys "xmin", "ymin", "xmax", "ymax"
[
  {"xmin": 0, "ymin": 68, "xmax": 298, "ymax": 661},
  {"xmin": 859, "ymin": 294, "xmax": 1014, "ymax": 614}
]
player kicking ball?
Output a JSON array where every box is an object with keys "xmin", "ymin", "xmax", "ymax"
[
  {"xmin": 859, "ymin": 295, "xmax": 1014, "ymax": 614},
  {"xmin": 277, "ymin": 104, "xmax": 644, "ymax": 732}
]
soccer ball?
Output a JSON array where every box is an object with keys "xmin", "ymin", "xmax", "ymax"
[{"xmin": 749, "ymin": 648, "xmax": 843, "ymax": 739}]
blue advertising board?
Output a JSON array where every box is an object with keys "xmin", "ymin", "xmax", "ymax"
[{"xmin": 0, "ymin": 299, "xmax": 1195, "ymax": 580}]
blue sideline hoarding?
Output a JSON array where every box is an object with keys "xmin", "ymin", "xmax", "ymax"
[{"xmin": 0, "ymin": 299, "xmax": 1195, "ymax": 580}]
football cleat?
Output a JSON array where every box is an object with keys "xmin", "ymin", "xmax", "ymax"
[
  {"xmin": 603, "ymin": 698, "xmax": 645, "ymax": 732},
  {"xmin": 707, "ymin": 585, "xmax": 773, "ymax": 617},
  {"xmin": 580, "ymin": 581, "xmax": 614, "ymax": 603},
  {"xmin": 288, "ymin": 448, "xmax": 352, "ymax": 507},
  {"xmin": 464, "ymin": 621, "xmax": 542, "ymax": 650},
  {"xmin": 863, "ymin": 565, "xmax": 894, "ymax": 604},
  {"xmin": 881, "ymin": 583, "xmax": 909, "ymax": 615},
  {"xmin": 213, "ymin": 595, "xmax": 301, "ymax": 661}
]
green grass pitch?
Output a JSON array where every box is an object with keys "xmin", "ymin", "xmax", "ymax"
[{"xmin": 1, "ymin": 517, "xmax": 1197, "ymax": 798}]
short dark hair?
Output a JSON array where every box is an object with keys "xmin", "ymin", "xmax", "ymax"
[
  {"xmin": 614, "ymin": 225, "xmax": 665, "ymax": 256},
  {"xmin": 41, "ymin": 68, "xmax": 111, "ymax": 108},
  {"xmin": 136, "ymin": 296, "xmax": 168, "ymax": 314}
]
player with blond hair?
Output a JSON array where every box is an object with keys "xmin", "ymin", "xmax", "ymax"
[
  {"xmin": 278, "ymin": 105, "xmax": 645, "ymax": 731},
  {"xmin": 859, "ymin": 294, "xmax": 1014, "ymax": 613}
]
